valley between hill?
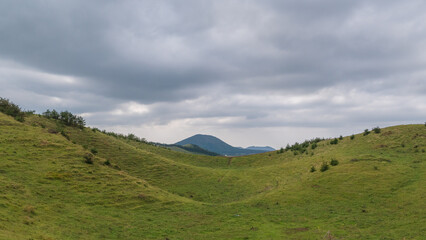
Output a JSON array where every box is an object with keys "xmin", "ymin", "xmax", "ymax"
[{"xmin": 0, "ymin": 112, "xmax": 425, "ymax": 239}]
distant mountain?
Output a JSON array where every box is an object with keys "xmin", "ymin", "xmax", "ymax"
[
  {"xmin": 175, "ymin": 134, "xmax": 270, "ymax": 156},
  {"xmin": 246, "ymin": 146, "xmax": 275, "ymax": 152}
]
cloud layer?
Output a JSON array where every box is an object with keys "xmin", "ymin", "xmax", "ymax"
[{"xmin": 1, "ymin": 0, "xmax": 425, "ymax": 148}]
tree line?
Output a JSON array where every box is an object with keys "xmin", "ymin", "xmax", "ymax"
[{"xmin": 43, "ymin": 109, "xmax": 86, "ymax": 129}]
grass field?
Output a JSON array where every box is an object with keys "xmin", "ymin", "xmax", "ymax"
[{"xmin": 0, "ymin": 112, "xmax": 425, "ymax": 239}]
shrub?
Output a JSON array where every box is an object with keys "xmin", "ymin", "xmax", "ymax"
[
  {"xmin": 330, "ymin": 138, "xmax": 338, "ymax": 145},
  {"xmin": 311, "ymin": 142, "xmax": 317, "ymax": 150},
  {"xmin": 279, "ymin": 147, "xmax": 284, "ymax": 154},
  {"xmin": 339, "ymin": 135, "xmax": 343, "ymax": 140},
  {"xmin": 104, "ymin": 159, "xmax": 111, "ymax": 166},
  {"xmin": 310, "ymin": 166, "xmax": 316, "ymax": 172},
  {"xmin": 90, "ymin": 148, "xmax": 98, "ymax": 155},
  {"xmin": 350, "ymin": 134, "xmax": 355, "ymax": 140},
  {"xmin": 363, "ymin": 129, "xmax": 370, "ymax": 136},
  {"xmin": 330, "ymin": 159, "xmax": 339, "ymax": 166},
  {"xmin": 84, "ymin": 153, "xmax": 94, "ymax": 164},
  {"xmin": 373, "ymin": 126, "xmax": 381, "ymax": 134},
  {"xmin": 320, "ymin": 162, "xmax": 329, "ymax": 172}
]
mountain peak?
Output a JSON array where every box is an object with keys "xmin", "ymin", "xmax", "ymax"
[{"xmin": 175, "ymin": 134, "xmax": 271, "ymax": 156}]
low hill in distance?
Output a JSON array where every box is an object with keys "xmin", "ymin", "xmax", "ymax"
[
  {"xmin": 245, "ymin": 146, "xmax": 275, "ymax": 152},
  {"xmin": 175, "ymin": 134, "xmax": 274, "ymax": 156}
]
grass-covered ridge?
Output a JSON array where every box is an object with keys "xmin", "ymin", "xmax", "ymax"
[{"xmin": 0, "ymin": 110, "xmax": 425, "ymax": 239}]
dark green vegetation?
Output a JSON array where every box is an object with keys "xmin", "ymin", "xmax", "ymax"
[
  {"xmin": 175, "ymin": 134, "xmax": 270, "ymax": 156},
  {"xmin": 0, "ymin": 106, "xmax": 425, "ymax": 239},
  {"xmin": 42, "ymin": 110, "xmax": 85, "ymax": 129},
  {"xmin": 0, "ymin": 97, "xmax": 30, "ymax": 122}
]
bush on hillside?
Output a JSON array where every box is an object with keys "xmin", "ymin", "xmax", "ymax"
[
  {"xmin": 350, "ymin": 134, "xmax": 355, "ymax": 140},
  {"xmin": 330, "ymin": 138, "xmax": 338, "ymax": 145},
  {"xmin": 339, "ymin": 135, "xmax": 343, "ymax": 140},
  {"xmin": 84, "ymin": 153, "xmax": 94, "ymax": 164},
  {"xmin": 363, "ymin": 129, "xmax": 370, "ymax": 136},
  {"xmin": 90, "ymin": 148, "xmax": 98, "ymax": 155},
  {"xmin": 373, "ymin": 126, "xmax": 381, "ymax": 134},
  {"xmin": 320, "ymin": 162, "xmax": 329, "ymax": 172},
  {"xmin": 0, "ymin": 97, "xmax": 26, "ymax": 122},
  {"xmin": 310, "ymin": 166, "xmax": 316, "ymax": 172},
  {"xmin": 330, "ymin": 159, "xmax": 339, "ymax": 166},
  {"xmin": 60, "ymin": 130, "xmax": 70, "ymax": 140}
]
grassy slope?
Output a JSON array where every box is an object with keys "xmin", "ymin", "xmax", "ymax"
[{"xmin": 1, "ymin": 113, "xmax": 425, "ymax": 239}]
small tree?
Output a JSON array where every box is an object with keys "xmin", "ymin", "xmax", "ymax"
[
  {"xmin": 373, "ymin": 126, "xmax": 381, "ymax": 134},
  {"xmin": 285, "ymin": 144, "xmax": 291, "ymax": 151},
  {"xmin": 339, "ymin": 135, "xmax": 343, "ymax": 140},
  {"xmin": 350, "ymin": 134, "xmax": 355, "ymax": 140},
  {"xmin": 363, "ymin": 129, "xmax": 370, "ymax": 136}
]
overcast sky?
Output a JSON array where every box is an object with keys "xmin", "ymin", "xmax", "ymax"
[{"xmin": 1, "ymin": 0, "xmax": 425, "ymax": 148}]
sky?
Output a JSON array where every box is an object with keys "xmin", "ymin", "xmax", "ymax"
[{"xmin": 1, "ymin": 0, "xmax": 425, "ymax": 149}]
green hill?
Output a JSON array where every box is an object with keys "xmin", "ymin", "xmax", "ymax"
[{"xmin": 0, "ymin": 112, "xmax": 425, "ymax": 239}]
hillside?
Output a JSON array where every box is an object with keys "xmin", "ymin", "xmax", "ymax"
[
  {"xmin": 0, "ymin": 112, "xmax": 425, "ymax": 239},
  {"xmin": 176, "ymin": 134, "xmax": 270, "ymax": 156}
]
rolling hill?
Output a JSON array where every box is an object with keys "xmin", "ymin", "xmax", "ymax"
[
  {"xmin": 0, "ymin": 108, "xmax": 425, "ymax": 239},
  {"xmin": 175, "ymin": 134, "xmax": 273, "ymax": 156}
]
